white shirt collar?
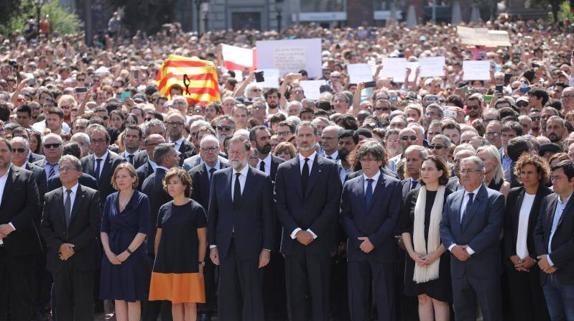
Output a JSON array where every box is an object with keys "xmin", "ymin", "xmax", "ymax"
[
  {"xmin": 298, "ymin": 151, "xmax": 317, "ymax": 164},
  {"xmin": 95, "ymin": 150, "xmax": 109, "ymax": 161},
  {"xmin": 260, "ymin": 153, "xmax": 272, "ymax": 165},
  {"xmin": 234, "ymin": 164, "xmax": 249, "ymax": 177},
  {"xmin": 363, "ymin": 170, "xmax": 381, "ymax": 183},
  {"xmin": 465, "ymin": 185, "xmax": 482, "ymax": 196},
  {"xmin": 326, "ymin": 150, "xmax": 339, "ymax": 159},
  {"xmin": 62, "ymin": 183, "xmax": 79, "ymax": 193}
]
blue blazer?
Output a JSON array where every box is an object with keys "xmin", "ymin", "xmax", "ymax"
[
  {"xmin": 275, "ymin": 156, "xmax": 342, "ymax": 255},
  {"xmin": 340, "ymin": 172, "xmax": 402, "ymax": 263},
  {"xmin": 440, "ymin": 184, "xmax": 505, "ymax": 279},
  {"xmin": 207, "ymin": 167, "xmax": 274, "ymax": 262}
]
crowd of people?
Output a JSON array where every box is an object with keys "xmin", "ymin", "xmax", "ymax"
[{"xmin": 1, "ymin": 13, "xmax": 574, "ymax": 321}]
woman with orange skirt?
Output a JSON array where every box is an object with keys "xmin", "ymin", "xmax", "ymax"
[{"xmin": 149, "ymin": 168, "xmax": 207, "ymax": 321}]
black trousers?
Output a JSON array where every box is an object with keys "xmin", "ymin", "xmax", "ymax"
[
  {"xmin": 218, "ymin": 240, "xmax": 264, "ymax": 321},
  {"xmin": 263, "ymin": 251, "xmax": 287, "ymax": 321},
  {"xmin": 285, "ymin": 250, "xmax": 331, "ymax": 321},
  {"xmin": 52, "ymin": 264, "xmax": 94, "ymax": 321},
  {"xmin": 0, "ymin": 251, "xmax": 38, "ymax": 321},
  {"xmin": 505, "ymin": 265, "xmax": 550, "ymax": 321},
  {"xmin": 198, "ymin": 255, "xmax": 217, "ymax": 316},
  {"xmin": 347, "ymin": 259, "xmax": 395, "ymax": 321},
  {"xmin": 452, "ymin": 275, "xmax": 502, "ymax": 321}
]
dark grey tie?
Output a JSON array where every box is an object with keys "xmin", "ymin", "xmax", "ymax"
[
  {"xmin": 259, "ymin": 160, "xmax": 265, "ymax": 172},
  {"xmin": 128, "ymin": 154, "xmax": 134, "ymax": 165},
  {"xmin": 462, "ymin": 192, "xmax": 475, "ymax": 223},
  {"xmin": 65, "ymin": 189, "xmax": 72, "ymax": 227},
  {"xmin": 209, "ymin": 168, "xmax": 216, "ymax": 181}
]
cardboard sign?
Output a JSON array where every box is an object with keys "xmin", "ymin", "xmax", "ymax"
[{"xmin": 256, "ymin": 38, "xmax": 322, "ymax": 78}]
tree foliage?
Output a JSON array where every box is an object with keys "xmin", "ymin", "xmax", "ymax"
[{"xmin": 0, "ymin": 0, "xmax": 80, "ymax": 36}]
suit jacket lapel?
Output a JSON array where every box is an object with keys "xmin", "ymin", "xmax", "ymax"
[
  {"xmin": 462, "ymin": 185, "xmax": 486, "ymax": 228},
  {"xmin": 293, "ymin": 158, "xmax": 303, "ymax": 200},
  {"xmin": 305, "ymin": 157, "xmax": 320, "ymax": 196},
  {"xmin": 557, "ymin": 194, "xmax": 574, "ymax": 227},
  {"xmin": 513, "ymin": 189, "xmax": 526, "ymax": 229},
  {"xmin": 53, "ymin": 188, "xmax": 67, "ymax": 228},
  {"xmin": 367, "ymin": 173, "xmax": 385, "ymax": 213},
  {"xmin": 100, "ymin": 153, "xmax": 111, "ymax": 181},
  {"xmin": 545, "ymin": 195, "xmax": 559, "ymax": 241},
  {"xmin": 69, "ymin": 185, "xmax": 84, "ymax": 227},
  {"xmin": 454, "ymin": 190, "xmax": 465, "ymax": 226}
]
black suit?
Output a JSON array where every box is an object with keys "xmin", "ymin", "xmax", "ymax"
[
  {"xmin": 275, "ymin": 155, "xmax": 342, "ymax": 321},
  {"xmin": 133, "ymin": 151, "xmax": 149, "ymax": 169},
  {"xmin": 136, "ymin": 161, "xmax": 154, "ymax": 191},
  {"xmin": 47, "ymin": 173, "xmax": 99, "ymax": 192},
  {"xmin": 503, "ymin": 186, "xmax": 551, "ymax": 321},
  {"xmin": 340, "ymin": 172, "xmax": 402, "ymax": 321},
  {"xmin": 208, "ymin": 166, "xmax": 274, "ymax": 321},
  {"xmin": 40, "ymin": 185, "xmax": 101, "ymax": 321},
  {"xmin": 25, "ymin": 162, "xmax": 47, "ymax": 208},
  {"xmin": 177, "ymin": 139, "xmax": 196, "ymax": 165},
  {"xmin": 81, "ymin": 151, "xmax": 124, "ymax": 203},
  {"xmin": 0, "ymin": 166, "xmax": 42, "ymax": 321},
  {"xmin": 141, "ymin": 167, "xmax": 173, "ymax": 321},
  {"xmin": 29, "ymin": 152, "xmax": 45, "ymax": 163},
  {"xmin": 535, "ymin": 192, "xmax": 574, "ymax": 320}
]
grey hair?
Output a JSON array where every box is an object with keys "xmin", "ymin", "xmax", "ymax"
[
  {"xmin": 461, "ymin": 155, "xmax": 485, "ymax": 171},
  {"xmin": 228, "ymin": 135, "xmax": 251, "ymax": 151},
  {"xmin": 431, "ymin": 134, "xmax": 452, "ymax": 148},
  {"xmin": 71, "ymin": 132, "xmax": 90, "ymax": 145},
  {"xmin": 356, "ymin": 141, "xmax": 387, "ymax": 164},
  {"xmin": 10, "ymin": 136, "xmax": 30, "ymax": 150},
  {"xmin": 42, "ymin": 133, "xmax": 64, "ymax": 145},
  {"xmin": 295, "ymin": 121, "xmax": 318, "ymax": 136},
  {"xmin": 58, "ymin": 154, "xmax": 82, "ymax": 171},
  {"xmin": 200, "ymin": 135, "xmax": 219, "ymax": 148},
  {"xmin": 153, "ymin": 143, "xmax": 176, "ymax": 165},
  {"xmin": 143, "ymin": 119, "xmax": 166, "ymax": 137},
  {"xmin": 404, "ymin": 145, "xmax": 429, "ymax": 160}
]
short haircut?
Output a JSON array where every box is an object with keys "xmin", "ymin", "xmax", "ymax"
[
  {"xmin": 200, "ymin": 135, "xmax": 219, "ymax": 147},
  {"xmin": 47, "ymin": 107, "xmax": 64, "ymax": 119},
  {"xmin": 153, "ymin": 143, "xmax": 176, "ymax": 165},
  {"xmin": 63, "ymin": 142, "xmax": 82, "ymax": 159},
  {"xmin": 123, "ymin": 124, "xmax": 143, "ymax": 138},
  {"xmin": 529, "ymin": 87, "xmax": 549, "ymax": 105},
  {"xmin": 16, "ymin": 104, "xmax": 32, "ymax": 117},
  {"xmin": 405, "ymin": 145, "xmax": 429, "ymax": 160},
  {"xmin": 295, "ymin": 121, "xmax": 317, "ymax": 136},
  {"xmin": 58, "ymin": 154, "xmax": 82, "ymax": 171},
  {"xmin": 86, "ymin": 124, "xmax": 111, "ymax": 143},
  {"xmin": 356, "ymin": 141, "xmax": 387, "ymax": 165},
  {"xmin": 42, "ymin": 133, "xmax": 64, "ymax": 145},
  {"xmin": 228, "ymin": 135, "xmax": 251, "ymax": 151},
  {"xmin": 339, "ymin": 129, "xmax": 359, "ymax": 144},
  {"xmin": 249, "ymin": 125, "xmax": 270, "ymax": 141},
  {"xmin": 551, "ymin": 160, "xmax": 574, "ymax": 180},
  {"xmin": 163, "ymin": 167, "xmax": 193, "ymax": 197},
  {"xmin": 461, "ymin": 155, "xmax": 485, "ymax": 171}
]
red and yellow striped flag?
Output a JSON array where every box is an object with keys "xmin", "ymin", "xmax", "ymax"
[{"xmin": 156, "ymin": 55, "xmax": 221, "ymax": 104}]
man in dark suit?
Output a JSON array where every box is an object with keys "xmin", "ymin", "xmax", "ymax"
[
  {"xmin": 133, "ymin": 119, "xmax": 167, "ymax": 170},
  {"xmin": 40, "ymin": 155, "xmax": 101, "ymax": 321},
  {"xmin": 46, "ymin": 142, "xmax": 99, "ymax": 192},
  {"xmin": 121, "ymin": 125, "xmax": 144, "ymax": 165},
  {"xmin": 189, "ymin": 135, "xmax": 227, "ymax": 321},
  {"xmin": 166, "ymin": 111, "xmax": 195, "ymax": 164},
  {"xmin": 141, "ymin": 144, "xmax": 179, "ymax": 321},
  {"xmin": 275, "ymin": 121, "xmax": 342, "ymax": 321},
  {"xmin": 136, "ymin": 134, "xmax": 166, "ymax": 190},
  {"xmin": 400, "ymin": 145, "xmax": 427, "ymax": 199},
  {"xmin": 249, "ymin": 125, "xmax": 286, "ymax": 321},
  {"xmin": 34, "ymin": 133, "xmax": 64, "ymax": 182},
  {"xmin": 10, "ymin": 137, "xmax": 47, "ymax": 205},
  {"xmin": 535, "ymin": 160, "xmax": 574, "ymax": 321},
  {"xmin": 340, "ymin": 141, "xmax": 402, "ymax": 321},
  {"xmin": 29, "ymin": 152, "xmax": 45, "ymax": 163},
  {"xmin": 440, "ymin": 156, "xmax": 505, "ymax": 321},
  {"xmin": 81, "ymin": 124, "xmax": 124, "ymax": 202},
  {"xmin": 208, "ymin": 136, "xmax": 274, "ymax": 321},
  {"xmin": 0, "ymin": 137, "xmax": 42, "ymax": 321}
]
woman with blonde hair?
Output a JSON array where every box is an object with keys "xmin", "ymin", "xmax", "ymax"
[{"xmin": 477, "ymin": 145, "xmax": 511, "ymax": 197}]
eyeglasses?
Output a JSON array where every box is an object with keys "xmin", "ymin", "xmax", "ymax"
[
  {"xmin": 400, "ymin": 135, "xmax": 417, "ymax": 141},
  {"xmin": 44, "ymin": 143, "xmax": 61, "ymax": 149},
  {"xmin": 60, "ymin": 166, "xmax": 77, "ymax": 172},
  {"xmin": 12, "ymin": 148, "xmax": 26, "ymax": 153},
  {"xmin": 429, "ymin": 145, "xmax": 444, "ymax": 150},
  {"xmin": 91, "ymin": 138, "xmax": 107, "ymax": 144},
  {"xmin": 516, "ymin": 102, "xmax": 528, "ymax": 108},
  {"xmin": 485, "ymin": 132, "xmax": 500, "ymax": 137},
  {"xmin": 201, "ymin": 146, "xmax": 219, "ymax": 153},
  {"xmin": 166, "ymin": 121, "xmax": 184, "ymax": 126},
  {"xmin": 460, "ymin": 169, "xmax": 482, "ymax": 175},
  {"xmin": 217, "ymin": 126, "xmax": 233, "ymax": 131}
]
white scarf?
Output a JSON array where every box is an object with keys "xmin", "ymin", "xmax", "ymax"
[{"xmin": 412, "ymin": 185, "xmax": 445, "ymax": 283}]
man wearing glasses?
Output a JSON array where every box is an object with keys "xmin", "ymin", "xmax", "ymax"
[
  {"xmin": 34, "ymin": 133, "xmax": 64, "ymax": 181},
  {"xmin": 372, "ymin": 91, "xmax": 392, "ymax": 117},
  {"xmin": 440, "ymin": 156, "xmax": 505, "ymax": 321},
  {"xmin": 215, "ymin": 116, "xmax": 236, "ymax": 152},
  {"xmin": 465, "ymin": 94, "xmax": 484, "ymax": 124},
  {"xmin": 387, "ymin": 127, "xmax": 421, "ymax": 175},
  {"xmin": 165, "ymin": 111, "xmax": 195, "ymax": 164},
  {"xmin": 561, "ymin": 87, "xmax": 574, "ymax": 112}
]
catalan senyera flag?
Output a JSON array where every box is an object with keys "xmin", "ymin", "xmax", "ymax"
[{"xmin": 156, "ymin": 55, "xmax": 221, "ymax": 104}]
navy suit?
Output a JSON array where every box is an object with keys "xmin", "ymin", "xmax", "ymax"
[
  {"xmin": 275, "ymin": 155, "xmax": 342, "ymax": 321},
  {"xmin": 340, "ymin": 172, "xmax": 402, "ymax": 321},
  {"xmin": 189, "ymin": 161, "xmax": 229, "ymax": 209},
  {"xmin": 440, "ymin": 185, "xmax": 504, "ymax": 321},
  {"xmin": 534, "ymin": 193, "xmax": 574, "ymax": 321},
  {"xmin": 80, "ymin": 151, "xmax": 124, "ymax": 204},
  {"xmin": 207, "ymin": 166, "xmax": 273, "ymax": 321}
]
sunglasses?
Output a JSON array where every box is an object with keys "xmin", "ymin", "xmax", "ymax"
[
  {"xmin": 217, "ymin": 126, "xmax": 232, "ymax": 131},
  {"xmin": 12, "ymin": 148, "xmax": 26, "ymax": 153},
  {"xmin": 400, "ymin": 135, "xmax": 417, "ymax": 141},
  {"xmin": 429, "ymin": 145, "xmax": 445, "ymax": 150},
  {"xmin": 44, "ymin": 143, "xmax": 61, "ymax": 149}
]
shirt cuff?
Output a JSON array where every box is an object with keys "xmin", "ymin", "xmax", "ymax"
[
  {"xmin": 448, "ymin": 244, "xmax": 456, "ymax": 252},
  {"xmin": 465, "ymin": 246, "xmax": 475, "ymax": 256},
  {"xmin": 547, "ymin": 255, "xmax": 555, "ymax": 267},
  {"xmin": 8, "ymin": 223, "xmax": 15, "ymax": 231},
  {"xmin": 307, "ymin": 229, "xmax": 318, "ymax": 239},
  {"xmin": 290, "ymin": 228, "xmax": 302, "ymax": 239},
  {"xmin": 209, "ymin": 245, "xmax": 217, "ymax": 249}
]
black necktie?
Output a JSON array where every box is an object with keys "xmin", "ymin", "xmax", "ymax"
[
  {"xmin": 64, "ymin": 189, "xmax": 72, "ymax": 227},
  {"xmin": 326, "ymin": 155, "xmax": 332, "ymax": 160},
  {"xmin": 259, "ymin": 160, "xmax": 265, "ymax": 172},
  {"xmin": 365, "ymin": 179, "xmax": 374, "ymax": 209},
  {"xmin": 128, "ymin": 154, "xmax": 134, "ymax": 164},
  {"xmin": 411, "ymin": 179, "xmax": 418, "ymax": 190},
  {"xmin": 233, "ymin": 173, "xmax": 241, "ymax": 208},
  {"xmin": 301, "ymin": 158, "xmax": 310, "ymax": 192},
  {"xmin": 209, "ymin": 168, "xmax": 216, "ymax": 181},
  {"xmin": 462, "ymin": 192, "xmax": 475, "ymax": 222},
  {"xmin": 95, "ymin": 159, "xmax": 102, "ymax": 180}
]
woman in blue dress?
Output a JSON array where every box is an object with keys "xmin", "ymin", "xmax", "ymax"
[{"xmin": 100, "ymin": 163, "xmax": 151, "ymax": 321}]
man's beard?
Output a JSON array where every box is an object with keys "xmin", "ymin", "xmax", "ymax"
[
  {"xmin": 548, "ymin": 133, "xmax": 561, "ymax": 143},
  {"xmin": 230, "ymin": 159, "xmax": 247, "ymax": 171},
  {"xmin": 257, "ymin": 143, "xmax": 272, "ymax": 155},
  {"xmin": 338, "ymin": 148, "xmax": 350, "ymax": 161}
]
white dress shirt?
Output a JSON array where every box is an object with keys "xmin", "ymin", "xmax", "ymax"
[
  {"xmin": 516, "ymin": 192, "xmax": 536, "ymax": 259},
  {"xmin": 325, "ymin": 150, "xmax": 339, "ymax": 160},
  {"xmin": 257, "ymin": 154, "xmax": 272, "ymax": 176},
  {"xmin": 291, "ymin": 152, "xmax": 319, "ymax": 240},
  {"xmin": 363, "ymin": 171, "xmax": 381, "ymax": 194},
  {"xmin": 231, "ymin": 165, "xmax": 248, "ymax": 201},
  {"xmin": 62, "ymin": 183, "xmax": 80, "ymax": 211},
  {"xmin": 448, "ymin": 185, "xmax": 482, "ymax": 256},
  {"xmin": 94, "ymin": 150, "xmax": 109, "ymax": 178}
]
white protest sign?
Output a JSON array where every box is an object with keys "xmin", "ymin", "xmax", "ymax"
[
  {"xmin": 463, "ymin": 60, "xmax": 491, "ymax": 80},
  {"xmin": 256, "ymin": 39, "xmax": 322, "ymax": 78},
  {"xmin": 418, "ymin": 57, "xmax": 445, "ymax": 78},
  {"xmin": 381, "ymin": 58, "xmax": 407, "ymax": 82},
  {"xmin": 347, "ymin": 64, "xmax": 374, "ymax": 84},
  {"xmin": 457, "ymin": 26, "xmax": 511, "ymax": 47},
  {"xmin": 299, "ymin": 80, "xmax": 327, "ymax": 100},
  {"xmin": 254, "ymin": 69, "xmax": 280, "ymax": 88}
]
